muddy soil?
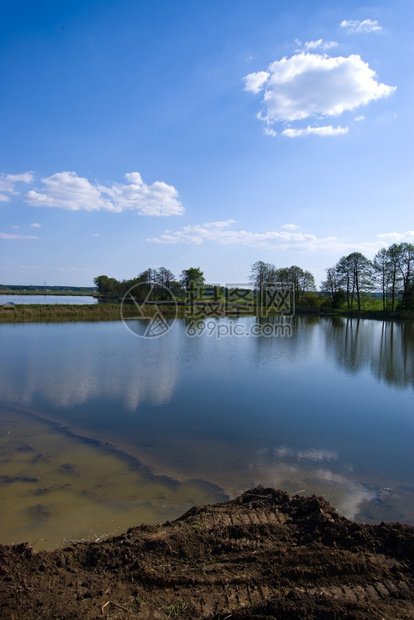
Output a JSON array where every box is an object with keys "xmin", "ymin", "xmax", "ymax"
[{"xmin": 1, "ymin": 486, "xmax": 414, "ymax": 619}]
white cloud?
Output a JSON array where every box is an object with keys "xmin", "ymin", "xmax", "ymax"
[
  {"xmin": 303, "ymin": 39, "xmax": 338, "ymax": 51},
  {"xmin": 263, "ymin": 127, "xmax": 277, "ymax": 137},
  {"xmin": 377, "ymin": 230, "xmax": 414, "ymax": 242},
  {"xmin": 340, "ymin": 19, "xmax": 382, "ymax": 34},
  {"xmin": 244, "ymin": 70, "xmax": 269, "ymax": 94},
  {"xmin": 0, "ymin": 232, "xmax": 38, "ymax": 240},
  {"xmin": 0, "ymin": 171, "xmax": 34, "ymax": 201},
  {"xmin": 354, "ymin": 115, "xmax": 365, "ymax": 122},
  {"xmin": 149, "ymin": 220, "xmax": 388, "ymax": 255},
  {"xmin": 25, "ymin": 171, "xmax": 184, "ymax": 216},
  {"xmin": 149, "ymin": 220, "xmax": 341, "ymax": 250},
  {"xmin": 282, "ymin": 125, "xmax": 349, "ymax": 137},
  {"xmin": 244, "ymin": 52, "xmax": 395, "ymax": 135},
  {"xmin": 29, "ymin": 223, "xmax": 41, "ymax": 228}
]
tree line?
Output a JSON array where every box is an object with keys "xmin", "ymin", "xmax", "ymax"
[
  {"xmin": 249, "ymin": 262, "xmax": 316, "ymax": 306},
  {"xmin": 94, "ymin": 267, "xmax": 205, "ymax": 299},
  {"xmin": 321, "ymin": 243, "xmax": 414, "ymax": 311},
  {"xmin": 94, "ymin": 241, "xmax": 414, "ymax": 311}
]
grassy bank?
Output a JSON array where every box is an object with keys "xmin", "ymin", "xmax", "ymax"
[
  {"xmin": 0, "ymin": 303, "xmax": 187, "ymax": 323},
  {"xmin": 0, "ymin": 304, "xmax": 131, "ymax": 323},
  {"xmin": 1, "ymin": 302, "xmax": 413, "ymax": 324}
]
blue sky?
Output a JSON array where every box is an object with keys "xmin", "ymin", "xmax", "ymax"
[{"xmin": 0, "ymin": 0, "xmax": 412, "ymax": 287}]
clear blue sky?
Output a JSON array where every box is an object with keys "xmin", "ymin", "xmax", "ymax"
[{"xmin": 1, "ymin": 0, "xmax": 412, "ymax": 287}]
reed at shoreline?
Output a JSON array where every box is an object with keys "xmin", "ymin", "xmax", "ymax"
[{"xmin": 0, "ymin": 302, "xmax": 413, "ymax": 324}]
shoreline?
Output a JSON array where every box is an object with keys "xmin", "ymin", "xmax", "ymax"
[{"xmin": 0, "ymin": 302, "xmax": 413, "ymax": 323}]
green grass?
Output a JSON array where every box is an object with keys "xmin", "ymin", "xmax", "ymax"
[{"xmin": 1, "ymin": 297, "xmax": 412, "ymax": 324}]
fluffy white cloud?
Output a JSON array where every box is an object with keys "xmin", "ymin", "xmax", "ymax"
[
  {"xmin": 340, "ymin": 19, "xmax": 382, "ymax": 34},
  {"xmin": 377, "ymin": 230, "xmax": 414, "ymax": 242},
  {"xmin": 244, "ymin": 52, "xmax": 395, "ymax": 135},
  {"xmin": 0, "ymin": 172, "xmax": 34, "ymax": 201},
  {"xmin": 243, "ymin": 70, "xmax": 270, "ymax": 94},
  {"xmin": 0, "ymin": 232, "xmax": 38, "ymax": 240},
  {"xmin": 29, "ymin": 223, "xmax": 41, "ymax": 228},
  {"xmin": 282, "ymin": 125, "xmax": 349, "ymax": 137},
  {"xmin": 25, "ymin": 171, "xmax": 184, "ymax": 216}
]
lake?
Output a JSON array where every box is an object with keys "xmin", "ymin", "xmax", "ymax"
[
  {"xmin": 0, "ymin": 294, "xmax": 97, "ymax": 305},
  {"xmin": 0, "ymin": 315, "xmax": 413, "ymax": 550}
]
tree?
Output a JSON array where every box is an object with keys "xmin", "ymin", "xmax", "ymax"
[
  {"xmin": 93, "ymin": 275, "xmax": 120, "ymax": 297},
  {"xmin": 180, "ymin": 268, "xmax": 205, "ymax": 295},
  {"xmin": 320, "ymin": 267, "xmax": 340, "ymax": 305},
  {"xmin": 94, "ymin": 275, "xmax": 110, "ymax": 295},
  {"xmin": 335, "ymin": 256, "xmax": 353, "ymax": 308},
  {"xmin": 373, "ymin": 243, "xmax": 414, "ymax": 311},
  {"xmin": 155, "ymin": 267, "xmax": 175, "ymax": 289},
  {"xmin": 347, "ymin": 252, "xmax": 374, "ymax": 311},
  {"xmin": 373, "ymin": 248, "xmax": 390, "ymax": 310},
  {"xmin": 275, "ymin": 266, "xmax": 315, "ymax": 305},
  {"xmin": 154, "ymin": 267, "xmax": 176, "ymax": 300},
  {"xmin": 386, "ymin": 244, "xmax": 403, "ymax": 311},
  {"xmin": 249, "ymin": 261, "xmax": 276, "ymax": 293},
  {"xmin": 325, "ymin": 253, "xmax": 374, "ymax": 310},
  {"xmin": 398, "ymin": 243, "xmax": 414, "ymax": 310},
  {"xmin": 296, "ymin": 268, "xmax": 316, "ymax": 305}
]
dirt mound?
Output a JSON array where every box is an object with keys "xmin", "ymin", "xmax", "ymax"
[{"xmin": 1, "ymin": 486, "xmax": 414, "ymax": 619}]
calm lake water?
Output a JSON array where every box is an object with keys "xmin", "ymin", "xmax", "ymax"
[
  {"xmin": 0, "ymin": 316, "xmax": 413, "ymax": 549},
  {"xmin": 0, "ymin": 294, "xmax": 97, "ymax": 305}
]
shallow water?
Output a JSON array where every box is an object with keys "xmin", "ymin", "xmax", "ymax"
[{"xmin": 0, "ymin": 316, "xmax": 413, "ymax": 549}]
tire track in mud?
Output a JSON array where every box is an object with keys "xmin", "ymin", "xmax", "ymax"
[{"xmin": 1, "ymin": 486, "xmax": 414, "ymax": 619}]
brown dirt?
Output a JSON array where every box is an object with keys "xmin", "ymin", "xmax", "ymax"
[{"xmin": 1, "ymin": 486, "xmax": 414, "ymax": 619}]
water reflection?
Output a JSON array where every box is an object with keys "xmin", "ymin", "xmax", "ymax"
[
  {"xmin": 0, "ymin": 316, "xmax": 413, "ymax": 541},
  {"xmin": 0, "ymin": 322, "xmax": 179, "ymax": 410},
  {"xmin": 323, "ymin": 317, "xmax": 414, "ymax": 387}
]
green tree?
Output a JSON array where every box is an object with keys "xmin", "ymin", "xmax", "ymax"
[
  {"xmin": 94, "ymin": 275, "xmax": 110, "ymax": 295},
  {"xmin": 155, "ymin": 267, "xmax": 175, "ymax": 289},
  {"xmin": 275, "ymin": 266, "xmax": 315, "ymax": 305},
  {"xmin": 398, "ymin": 242, "xmax": 414, "ymax": 310},
  {"xmin": 373, "ymin": 248, "xmax": 391, "ymax": 310},
  {"xmin": 249, "ymin": 261, "xmax": 276, "ymax": 293},
  {"xmin": 320, "ymin": 267, "xmax": 340, "ymax": 305},
  {"xmin": 154, "ymin": 267, "xmax": 176, "ymax": 300},
  {"xmin": 180, "ymin": 268, "xmax": 205, "ymax": 295},
  {"xmin": 93, "ymin": 275, "xmax": 120, "ymax": 296},
  {"xmin": 348, "ymin": 252, "xmax": 374, "ymax": 311},
  {"xmin": 333, "ymin": 253, "xmax": 374, "ymax": 310}
]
